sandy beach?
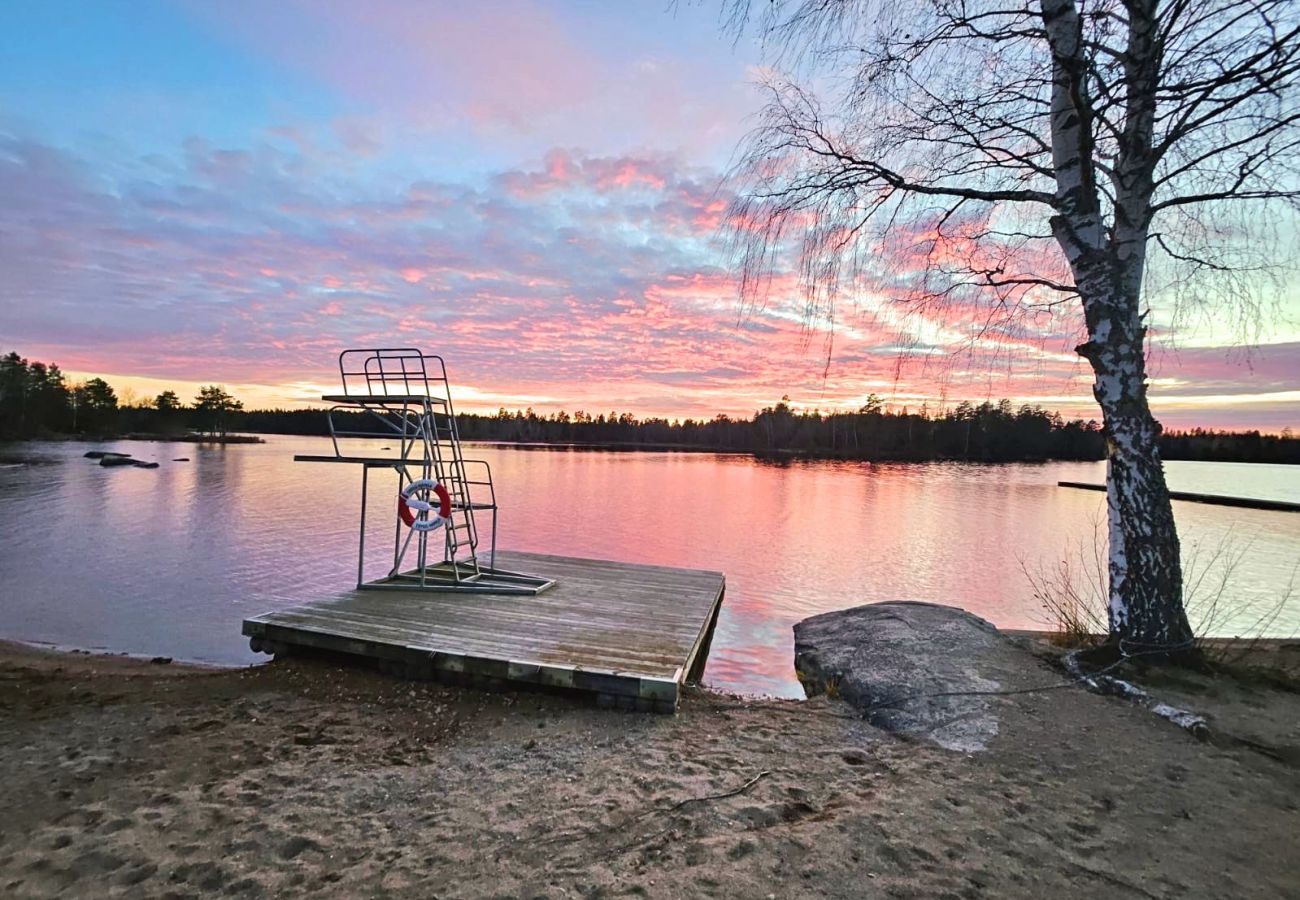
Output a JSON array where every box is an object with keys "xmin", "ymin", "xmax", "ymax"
[{"xmin": 1, "ymin": 639, "xmax": 1298, "ymax": 899}]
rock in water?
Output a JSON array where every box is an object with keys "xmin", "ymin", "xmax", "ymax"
[
  {"xmin": 98, "ymin": 455, "xmax": 137, "ymax": 467},
  {"xmin": 794, "ymin": 602, "xmax": 1056, "ymax": 752}
]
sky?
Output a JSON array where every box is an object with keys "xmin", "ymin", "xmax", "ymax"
[{"xmin": 1, "ymin": 0, "xmax": 1296, "ymax": 431}]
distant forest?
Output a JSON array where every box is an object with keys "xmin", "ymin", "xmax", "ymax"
[{"xmin": 2, "ymin": 350, "xmax": 1297, "ymax": 464}]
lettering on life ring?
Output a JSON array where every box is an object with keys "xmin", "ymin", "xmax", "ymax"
[{"xmin": 398, "ymin": 479, "xmax": 452, "ymax": 532}]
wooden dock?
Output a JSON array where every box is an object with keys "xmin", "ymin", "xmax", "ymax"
[
  {"xmin": 242, "ymin": 550, "xmax": 725, "ymax": 713},
  {"xmin": 1058, "ymin": 481, "xmax": 1300, "ymax": 513}
]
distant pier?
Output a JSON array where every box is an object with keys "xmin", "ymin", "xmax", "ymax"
[{"xmin": 1057, "ymin": 481, "xmax": 1300, "ymax": 513}]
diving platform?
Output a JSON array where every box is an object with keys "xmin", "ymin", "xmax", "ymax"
[
  {"xmin": 243, "ymin": 348, "xmax": 726, "ymax": 712},
  {"xmin": 242, "ymin": 550, "xmax": 726, "ymax": 713}
]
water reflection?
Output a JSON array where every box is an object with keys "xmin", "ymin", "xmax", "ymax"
[{"xmin": 0, "ymin": 437, "xmax": 1296, "ymax": 697}]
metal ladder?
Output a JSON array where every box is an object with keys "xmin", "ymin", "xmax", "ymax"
[{"xmin": 405, "ymin": 388, "xmax": 482, "ymax": 581}]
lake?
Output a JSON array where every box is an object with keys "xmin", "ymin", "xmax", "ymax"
[{"xmin": 1, "ymin": 436, "xmax": 1296, "ymax": 696}]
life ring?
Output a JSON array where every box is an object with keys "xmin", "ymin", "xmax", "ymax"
[{"xmin": 398, "ymin": 479, "xmax": 452, "ymax": 532}]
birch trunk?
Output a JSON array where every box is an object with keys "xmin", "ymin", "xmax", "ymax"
[
  {"xmin": 1042, "ymin": 0, "xmax": 1194, "ymax": 653},
  {"xmin": 1078, "ymin": 297, "xmax": 1194, "ymax": 652}
]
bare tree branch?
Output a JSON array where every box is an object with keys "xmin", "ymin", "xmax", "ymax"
[{"xmin": 719, "ymin": 0, "xmax": 1299, "ymax": 650}]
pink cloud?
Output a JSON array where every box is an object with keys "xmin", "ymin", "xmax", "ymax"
[
  {"xmin": 2, "ymin": 132, "xmax": 1295, "ymax": 429},
  {"xmin": 332, "ymin": 118, "xmax": 383, "ymax": 156},
  {"xmin": 497, "ymin": 150, "xmax": 680, "ymax": 199}
]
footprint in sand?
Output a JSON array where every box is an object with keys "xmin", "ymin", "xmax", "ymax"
[
  {"xmin": 68, "ymin": 849, "xmax": 126, "ymax": 876},
  {"xmin": 100, "ymin": 816, "xmax": 133, "ymax": 834},
  {"xmin": 114, "ymin": 862, "xmax": 157, "ymax": 886}
]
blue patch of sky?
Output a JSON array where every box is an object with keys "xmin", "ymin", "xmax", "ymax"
[
  {"xmin": 1, "ymin": 1, "xmax": 760, "ymax": 191},
  {"xmin": 0, "ymin": 1, "xmax": 342, "ymax": 168}
]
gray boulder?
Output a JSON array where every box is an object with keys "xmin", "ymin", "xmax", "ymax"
[{"xmin": 794, "ymin": 602, "xmax": 1058, "ymax": 752}]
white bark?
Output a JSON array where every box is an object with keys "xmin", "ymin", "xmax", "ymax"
[
  {"xmin": 1041, "ymin": 0, "xmax": 1191, "ymax": 649},
  {"xmin": 1041, "ymin": 0, "xmax": 1105, "ymax": 265}
]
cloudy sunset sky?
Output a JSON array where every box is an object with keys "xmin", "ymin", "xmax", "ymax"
[{"xmin": 2, "ymin": 0, "xmax": 1297, "ymax": 430}]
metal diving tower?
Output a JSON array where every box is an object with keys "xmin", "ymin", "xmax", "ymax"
[{"xmin": 294, "ymin": 348, "xmax": 554, "ymax": 595}]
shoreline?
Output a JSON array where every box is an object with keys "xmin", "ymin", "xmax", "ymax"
[
  {"xmin": 7, "ymin": 431, "xmax": 1300, "ymax": 465},
  {"xmin": 3, "ymin": 637, "xmax": 1298, "ymax": 898},
  {"xmin": 0, "ymin": 432, "xmax": 265, "ymax": 445},
  {"xmin": 8, "ymin": 630, "xmax": 1297, "ymax": 674},
  {"xmin": 0, "ymin": 638, "xmax": 234, "ymax": 673}
]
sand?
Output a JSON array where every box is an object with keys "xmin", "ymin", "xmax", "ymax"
[{"xmin": 1, "ymin": 640, "xmax": 1297, "ymax": 899}]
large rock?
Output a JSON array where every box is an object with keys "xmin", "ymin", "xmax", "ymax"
[{"xmin": 794, "ymin": 602, "xmax": 1057, "ymax": 752}]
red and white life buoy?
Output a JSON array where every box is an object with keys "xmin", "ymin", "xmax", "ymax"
[{"xmin": 398, "ymin": 479, "xmax": 452, "ymax": 532}]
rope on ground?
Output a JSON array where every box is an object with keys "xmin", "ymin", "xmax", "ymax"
[
  {"xmin": 1063, "ymin": 860, "xmax": 1167, "ymax": 900},
  {"xmin": 711, "ymin": 642, "xmax": 1211, "ymax": 740},
  {"xmin": 527, "ymin": 770, "xmax": 772, "ymax": 847},
  {"xmin": 857, "ymin": 643, "xmax": 1210, "ymax": 740},
  {"xmin": 659, "ymin": 770, "xmax": 769, "ymax": 814}
]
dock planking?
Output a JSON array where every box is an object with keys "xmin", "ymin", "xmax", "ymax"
[{"xmin": 242, "ymin": 550, "xmax": 725, "ymax": 712}]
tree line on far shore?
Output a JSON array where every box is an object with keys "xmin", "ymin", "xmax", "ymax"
[
  {"xmin": 0, "ymin": 351, "xmax": 244, "ymax": 439},
  {"xmin": 1, "ymin": 350, "xmax": 1296, "ymax": 464}
]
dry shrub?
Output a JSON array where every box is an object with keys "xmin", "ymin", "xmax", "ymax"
[
  {"xmin": 1023, "ymin": 516, "xmax": 1107, "ymax": 648},
  {"xmin": 1024, "ymin": 513, "xmax": 1298, "ymax": 657}
]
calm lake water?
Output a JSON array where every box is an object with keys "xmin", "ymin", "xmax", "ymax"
[{"xmin": 1, "ymin": 436, "xmax": 1297, "ymax": 696}]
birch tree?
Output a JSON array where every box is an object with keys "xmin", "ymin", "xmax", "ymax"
[{"xmin": 722, "ymin": 0, "xmax": 1299, "ymax": 655}]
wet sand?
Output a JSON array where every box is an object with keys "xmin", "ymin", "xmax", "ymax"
[{"xmin": 1, "ymin": 640, "xmax": 1298, "ymax": 899}]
